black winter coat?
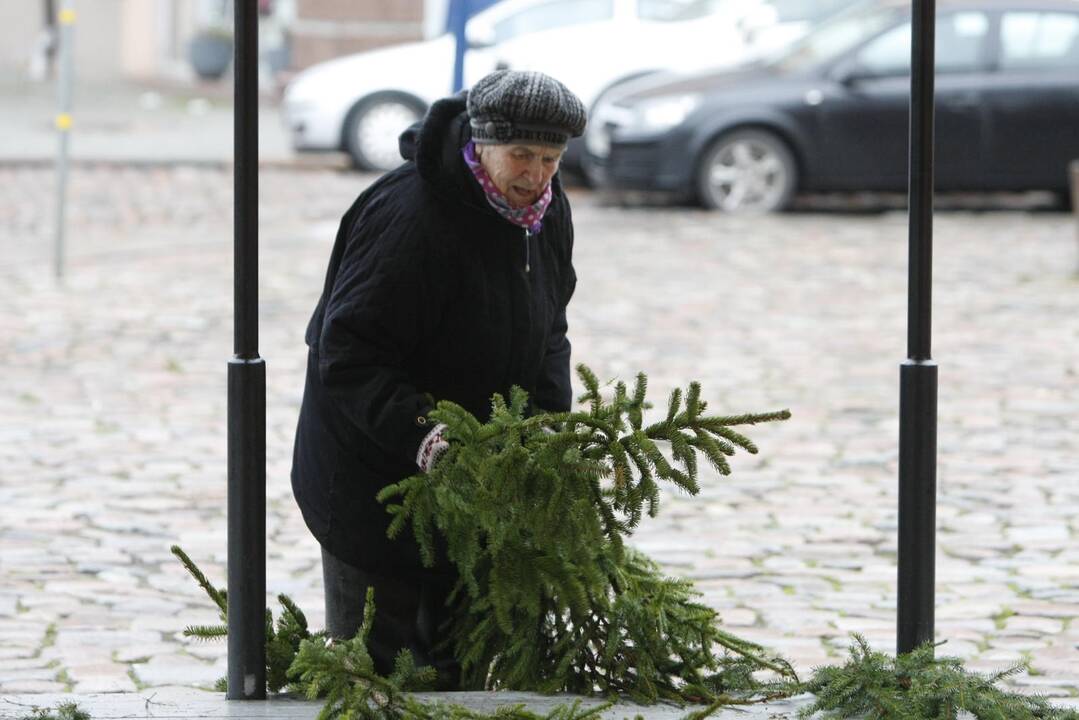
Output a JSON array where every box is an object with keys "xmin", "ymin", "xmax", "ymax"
[{"xmin": 290, "ymin": 93, "xmax": 577, "ymax": 578}]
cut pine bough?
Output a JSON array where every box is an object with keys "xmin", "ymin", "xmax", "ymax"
[{"xmin": 172, "ymin": 364, "xmax": 1078, "ymax": 719}]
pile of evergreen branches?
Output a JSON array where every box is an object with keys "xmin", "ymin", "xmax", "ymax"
[
  {"xmin": 800, "ymin": 635, "xmax": 1079, "ymax": 720},
  {"xmin": 172, "ymin": 364, "xmax": 1079, "ymax": 720},
  {"xmin": 176, "ymin": 365, "xmax": 795, "ymax": 716},
  {"xmin": 377, "ymin": 365, "xmax": 795, "ymax": 703}
]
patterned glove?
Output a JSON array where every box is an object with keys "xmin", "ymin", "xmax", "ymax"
[{"xmin": 416, "ymin": 423, "xmax": 449, "ymax": 473}]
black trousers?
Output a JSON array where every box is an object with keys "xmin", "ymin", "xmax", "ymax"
[{"xmin": 321, "ymin": 547, "xmax": 462, "ymax": 689}]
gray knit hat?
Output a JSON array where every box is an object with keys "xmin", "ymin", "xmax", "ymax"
[{"xmin": 467, "ymin": 70, "xmax": 587, "ymax": 148}]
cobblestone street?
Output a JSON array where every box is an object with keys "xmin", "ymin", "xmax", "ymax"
[{"xmin": 1, "ymin": 165, "xmax": 1077, "ymax": 706}]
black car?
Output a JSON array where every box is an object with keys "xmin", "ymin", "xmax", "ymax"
[{"xmin": 585, "ymin": 0, "xmax": 1079, "ymax": 211}]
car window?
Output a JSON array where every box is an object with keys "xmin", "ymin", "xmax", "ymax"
[
  {"xmin": 1000, "ymin": 11, "xmax": 1079, "ymax": 70},
  {"xmin": 773, "ymin": 1, "xmax": 901, "ymax": 71},
  {"xmin": 854, "ymin": 11, "xmax": 989, "ymax": 75},
  {"xmin": 492, "ymin": 0, "xmax": 615, "ymax": 43}
]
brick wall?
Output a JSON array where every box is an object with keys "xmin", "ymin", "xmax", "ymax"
[{"xmin": 291, "ymin": 0, "xmax": 425, "ymax": 70}]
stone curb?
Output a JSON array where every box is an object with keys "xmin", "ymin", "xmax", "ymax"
[{"xmin": 0, "ymin": 690, "xmax": 816, "ymax": 719}]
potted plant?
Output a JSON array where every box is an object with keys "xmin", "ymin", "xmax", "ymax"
[{"xmin": 188, "ymin": 25, "xmax": 233, "ymax": 81}]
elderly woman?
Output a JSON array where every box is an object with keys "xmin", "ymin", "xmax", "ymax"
[{"xmin": 290, "ymin": 70, "xmax": 586, "ymax": 687}]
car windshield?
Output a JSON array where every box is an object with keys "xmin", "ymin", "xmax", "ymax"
[
  {"xmin": 489, "ymin": 0, "xmax": 615, "ymax": 44},
  {"xmin": 770, "ymin": 0, "xmax": 905, "ymax": 71}
]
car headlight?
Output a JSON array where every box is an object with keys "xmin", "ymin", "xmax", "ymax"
[
  {"xmin": 627, "ymin": 93, "xmax": 701, "ymax": 134},
  {"xmin": 585, "ymin": 103, "xmax": 634, "ymax": 158}
]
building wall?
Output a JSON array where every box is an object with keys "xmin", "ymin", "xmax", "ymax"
[
  {"xmin": 291, "ymin": 0, "xmax": 426, "ymax": 69},
  {"xmin": 0, "ymin": 0, "xmax": 436, "ymax": 86},
  {"xmin": 0, "ymin": 2, "xmax": 47, "ymax": 86},
  {"xmin": 0, "ymin": 0, "xmax": 126, "ymax": 85},
  {"xmin": 121, "ymin": 0, "xmax": 165, "ymax": 79},
  {"xmin": 75, "ymin": 0, "xmax": 127, "ymax": 81}
]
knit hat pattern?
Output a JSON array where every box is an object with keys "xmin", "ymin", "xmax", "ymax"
[{"xmin": 467, "ymin": 70, "xmax": 587, "ymax": 148}]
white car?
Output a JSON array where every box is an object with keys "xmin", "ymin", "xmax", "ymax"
[{"xmin": 282, "ymin": 0, "xmax": 829, "ymax": 171}]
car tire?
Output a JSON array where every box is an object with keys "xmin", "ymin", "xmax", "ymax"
[
  {"xmin": 344, "ymin": 94, "xmax": 426, "ymax": 172},
  {"xmin": 696, "ymin": 129, "xmax": 797, "ymax": 213}
]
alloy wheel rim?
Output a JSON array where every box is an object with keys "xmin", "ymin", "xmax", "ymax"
[
  {"xmin": 356, "ymin": 102, "xmax": 420, "ymax": 170},
  {"xmin": 707, "ymin": 139, "xmax": 787, "ymax": 212}
]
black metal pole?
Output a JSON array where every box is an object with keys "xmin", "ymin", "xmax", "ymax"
[
  {"xmin": 897, "ymin": 0, "xmax": 938, "ymax": 656},
  {"xmin": 228, "ymin": 0, "xmax": 266, "ymax": 700}
]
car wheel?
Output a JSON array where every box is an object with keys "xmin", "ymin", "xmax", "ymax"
[
  {"xmin": 696, "ymin": 129, "xmax": 796, "ymax": 213},
  {"xmin": 344, "ymin": 95, "xmax": 425, "ymax": 172}
]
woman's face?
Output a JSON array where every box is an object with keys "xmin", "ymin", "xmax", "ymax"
[{"xmin": 476, "ymin": 143, "xmax": 564, "ymax": 208}]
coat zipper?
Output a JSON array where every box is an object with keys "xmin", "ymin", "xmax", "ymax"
[{"xmin": 523, "ymin": 228, "xmax": 531, "ymax": 274}]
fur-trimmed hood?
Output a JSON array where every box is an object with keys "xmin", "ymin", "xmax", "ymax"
[{"xmin": 398, "ymin": 92, "xmax": 478, "ymax": 202}]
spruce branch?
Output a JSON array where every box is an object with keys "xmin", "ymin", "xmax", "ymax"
[
  {"xmin": 280, "ymin": 593, "xmax": 310, "ymax": 635},
  {"xmin": 170, "ymin": 545, "xmax": 227, "ymax": 615},
  {"xmin": 401, "ymin": 698, "xmax": 615, "ymax": 720},
  {"xmin": 290, "ymin": 633, "xmax": 437, "ymax": 720},
  {"xmin": 172, "ymin": 551, "xmax": 699, "ymax": 720},
  {"xmin": 379, "ymin": 365, "xmax": 795, "ymax": 704},
  {"xmin": 170, "ymin": 364, "xmax": 1073, "ymax": 720},
  {"xmin": 171, "ymin": 545, "xmax": 327, "ymax": 694},
  {"xmin": 183, "ymin": 623, "xmax": 228, "ymax": 640},
  {"xmin": 799, "ymin": 634, "xmax": 1079, "ymax": 719}
]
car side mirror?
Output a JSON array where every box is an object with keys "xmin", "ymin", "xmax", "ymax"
[{"xmin": 833, "ymin": 62, "xmax": 871, "ymax": 87}]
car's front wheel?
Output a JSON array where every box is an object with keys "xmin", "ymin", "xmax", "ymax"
[
  {"xmin": 696, "ymin": 129, "xmax": 796, "ymax": 213},
  {"xmin": 344, "ymin": 95, "xmax": 425, "ymax": 172}
]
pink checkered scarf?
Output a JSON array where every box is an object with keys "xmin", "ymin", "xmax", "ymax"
[{"xmin": 462, "ymin": 141, "xmax": 552, "ymax": 234}]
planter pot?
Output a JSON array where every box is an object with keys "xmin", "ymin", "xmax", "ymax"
[{"xmin": 189, "ymin": 32, "xmax": 233, "ymax": 81}]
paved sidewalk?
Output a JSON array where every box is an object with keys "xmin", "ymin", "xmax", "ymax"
[
  {"xmin": 0, "ymin": 79, "xmax": 339, "ymax": 168},
  {"xmin": 1, "ymin": 164, "xmax": 1077, "ymax": 708}
]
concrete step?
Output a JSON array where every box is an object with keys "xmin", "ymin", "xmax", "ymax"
[{"xmin": 0, "ymin": 688, "xmax": 816, "ymax": 719}]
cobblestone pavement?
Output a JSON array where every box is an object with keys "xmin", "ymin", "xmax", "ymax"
[{"xmin": 1, "ymin": 165, "xmax": 1077, "ymax": 705}]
